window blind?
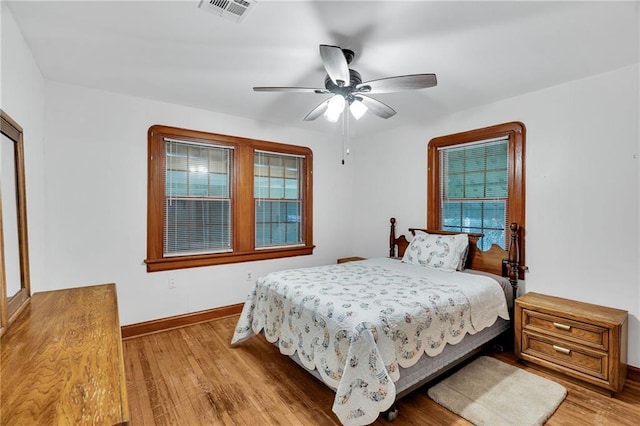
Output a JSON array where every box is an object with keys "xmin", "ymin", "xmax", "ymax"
[
  {"xmin": 164, "ymin": 138, "xmax": 233, "ymax": 256},
  {"xmin": 439, "ymin": 137, "xmax": 509, "ymax": 250}
]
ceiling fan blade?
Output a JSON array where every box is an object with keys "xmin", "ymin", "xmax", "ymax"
[
  {"xmin": 358, "ymin": 95, "xmax": 397, "ymax": 119},
  {"xmin": 253, "ymin": 87, "xmax": 329, "ymax": 94},
  {"xmin": 319, "ymin": 44, "xmax": 350, "ymax": 86},
  {"xmin": 356, "ymin": 74, "xmax": 437, "ymax": 94},
  {"xmin": 303, "ymin": 99, "xmax": 330, "ymax": 121}
]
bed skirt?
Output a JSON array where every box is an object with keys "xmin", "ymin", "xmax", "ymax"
[{"xmin": 283, "ymin": 317, "xmax": 510, "ymax": 400}]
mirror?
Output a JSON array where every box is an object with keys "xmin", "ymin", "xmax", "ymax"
[{"xmin": 0, "ymin": 110, "xmax": 30, "ymax": 335}]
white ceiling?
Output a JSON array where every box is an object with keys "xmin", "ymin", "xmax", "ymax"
[{"xmin": 6, "ymin": 0, "xmax": 639, "ymax": 137}]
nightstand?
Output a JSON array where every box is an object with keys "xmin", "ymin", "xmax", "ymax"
[
  {"xmin": 515, "ymin": 292, "xmax": 628, "ymax": 394},
  {"xmin": 337, "ymin": 257, "xmax": 366, "ymax": 264}
]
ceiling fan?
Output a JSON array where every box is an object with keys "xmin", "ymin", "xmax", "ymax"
[{"xmin": 253, "ymin": 44, "xmax": 437, "ymax": 122}]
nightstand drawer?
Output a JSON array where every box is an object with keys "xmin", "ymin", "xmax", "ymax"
[
  {"xmin": 522, "ymin": 331, "xmax": 608, "ymax": 381},
  {"xmin": 522, "ymin": 309, "xmax": 608, "ymax": 351}
]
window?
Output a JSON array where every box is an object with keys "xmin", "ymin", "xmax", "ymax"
[
  {"xmin": 254, "ymin": 151, "xmax": 304, "ymax": 248},
  {"xmin": 164, "ymin": 139, "xmax": 232, "ymax": 256},
  {"xmin": 427, "ymin": 122, "xmax": 525, "ymax": 266},
  {"xmin": 439, "ymin": 138, "xmax": 508, "ymax": 250},
  {"xmin": 146, "ymin": 125, "xmax": 313, "ymax": 272}
]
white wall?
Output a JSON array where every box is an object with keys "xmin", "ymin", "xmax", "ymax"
[
  {"xmin": 42, "ymin": 81, "xmax": 356, "ymax": 326},
  {"xmin": 351, "ymin": 64, "xmax": 640, "ymax": 367},
  {"xmin": 4, "ymin": 0, "xmax": 639, "ymax": 368},
  {"xmin": 0, "ymin": 3, "xmax": 46, "ymax": 293},
  {"xmin": 2, "ymin": 0, "xmax": 357, "ymax": 330}
]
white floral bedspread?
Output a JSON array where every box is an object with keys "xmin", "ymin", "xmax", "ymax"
[{"xmin": 231, "ymin": 258, "xmax": 509, "ymax": 425}]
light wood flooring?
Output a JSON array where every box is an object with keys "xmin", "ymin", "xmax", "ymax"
[{"xmin": 123, "ymin": 315, "xmax": 640, "ymax": 425}]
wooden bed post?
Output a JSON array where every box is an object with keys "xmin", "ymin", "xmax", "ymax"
[
  {"xmin": 390, "ymin": 218, "xmax": 397, "ymax": 257},
  {"xmin": 507, "ymin": 223, "xmax": 520, "ymax": 312}
]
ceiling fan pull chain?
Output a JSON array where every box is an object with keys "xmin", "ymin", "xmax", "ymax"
[{"xmin": 342, "ymin": 103, "xmax": 350, "ymax": 165}]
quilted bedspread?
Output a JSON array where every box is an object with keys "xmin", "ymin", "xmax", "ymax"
[{"xmin": 231, "ymin": 258, "xmax": 509, "ymax": 425}]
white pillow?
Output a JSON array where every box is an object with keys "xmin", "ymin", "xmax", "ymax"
[
  {"xmin": 457, "ymin": 244, "xmax": 470, "ymax": 271},
  {"xmin": 402, "ymin": 231, "xmax": 469, "ymax": 272}
]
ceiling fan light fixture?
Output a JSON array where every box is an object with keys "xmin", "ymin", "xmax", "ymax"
[
  {"xmin": 349, "ymin": 99, "xmax": 368, "ymax": 120},
  {"xmin": 324, "ymin": 94, "xmax": 345, "ymax": 122},
  {"xmin": 254, "ymin": 44, "xmax": 437, "ymax": 123}
]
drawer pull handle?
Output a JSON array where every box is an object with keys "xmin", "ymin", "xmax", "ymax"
[
  {"xmin": 553, "ymin": 345, "xmax": 571, "ymax": 355},
  {"xmin": 553, "ymin": 322, "xmax": 571, "ymax": 331}
]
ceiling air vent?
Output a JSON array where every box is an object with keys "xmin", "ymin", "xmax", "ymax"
[{"xmin": 198, "ymin": 0, "xmax": 257, "ymax": 23}]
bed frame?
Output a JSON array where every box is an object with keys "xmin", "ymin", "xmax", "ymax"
[
  {"xmin": 278, "ymin": 219, "xmax": 524, "ymax": 423},
  {"xmin": 389, "ymin": 217, "xmax": 521, "ymax": 311}
]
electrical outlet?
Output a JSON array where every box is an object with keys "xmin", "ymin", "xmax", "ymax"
[
  {"xmin": 168, "ymin": 276, "xmax": 176, "ymax": 289},
  {"xmin": 246, "ymin": 271, "xmax": 252, "ymax": 282}
]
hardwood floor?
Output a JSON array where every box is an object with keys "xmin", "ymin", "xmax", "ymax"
[{"xmin": 123, "ymin": 315, "xmax": 640, "ymax": 425}]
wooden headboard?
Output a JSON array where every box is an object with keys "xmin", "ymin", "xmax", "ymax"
[{"xmin": 389, "ymin": 217, "xmax": 521, "ymax": 308}]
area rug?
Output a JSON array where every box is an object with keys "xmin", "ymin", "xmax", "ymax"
[{"xmin": 427, "ymin": 356, "xmax": 567, "ymax": 426}]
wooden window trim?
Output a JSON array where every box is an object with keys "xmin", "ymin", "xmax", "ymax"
[
  {"xmin": 146, "ymin": 125, "xmax": 313, "ymax": 272},
  {"xmin": 427, "ymin": 121, "xmax": 525, "ymax": 276}
]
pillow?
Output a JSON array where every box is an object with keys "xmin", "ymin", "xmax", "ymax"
[
  {"xmin": 457, "ymin": 244, "xmax": 470, "ymax": 271},
  {"xmin": 402, "ymin": 231, "xmax": 469, "ymax": 272}
]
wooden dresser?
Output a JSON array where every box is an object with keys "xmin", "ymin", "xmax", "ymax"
[
  {"xmin": 1, "ymin": 283, "xmax": 129, "ymax": 425},
  {"xmin": 515, "ymin": 292, "xmax": 628, "ymax": 394}
]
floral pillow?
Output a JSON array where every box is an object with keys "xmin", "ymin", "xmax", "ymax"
[{"xmin": 402, "ymin": 231, "xmax": 469, "ymax": 272}]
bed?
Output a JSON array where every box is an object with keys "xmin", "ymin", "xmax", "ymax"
[{"xmin": 231, "ymin": 218, "xmax": 521, "ymax": 425}]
